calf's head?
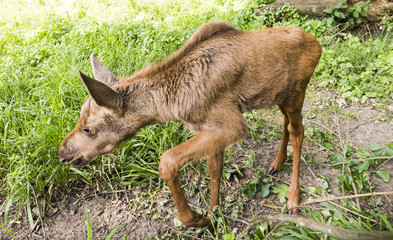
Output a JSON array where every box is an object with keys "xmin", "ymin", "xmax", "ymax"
[{"xmin": 59, "ymin": 54, "xmax": 133, "ymax": 166}]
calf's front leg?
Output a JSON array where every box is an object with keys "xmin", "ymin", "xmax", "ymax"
[{"xmin": 159, "ymin": 121, "xmax": 246, "ymax": 227}]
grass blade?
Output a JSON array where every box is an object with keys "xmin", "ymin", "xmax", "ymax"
[
  {"xmin": 0, "ymin": 225, "xmax": 15, "ymax": 238},
  {"xmin": 86, "ymin": 208, "xmax": 92, "ymax": 240},
  {"xmin": 105, "ymin": 223, "xmax": 127, "ymax": 240}
]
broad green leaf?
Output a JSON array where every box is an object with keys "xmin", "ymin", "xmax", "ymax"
[
  {"xmin": 368, "ymin": 142, "xmax": 381, "ymax": 151},
  {"xmin": 324, "ymin": 142, "xmax": 334, "ymax": 150},
  {"xmin": 241, "ymin": 179, "xmax": 259, "ymax": 198},
  {"xmin": 327, "ymin": 17, "xmax": 334, "ymax": 25},
  {"xmin": 355, "ymin": 149, "xmax": 372, "ymax": 158},
  {"xmin": 335, "ymin": 175, "xmax": 345, "ymax": 185},
  {"xmin": 308, "ymin": 186, "xmax": 322, "ymax": 195},
  {"xmin": 334, "ymin": 12, "xmax": 346, "ymax": 19},
  {"xmin": 330, "ymin": 153, "xmax": 344, "ymax": 163},
  {"xmin": 375, "ymin": 168, "xmax": 390, "ymax": 183},
  {"xmin": 346, "ymin": 144, "xmax": 352, "ymax": 155},
  {"xmin": 385, "ymin": 144, "xmax": 393, "ymax": 156},
  {"xmin": 261, "ymin": 183, "xmax": 271, "ymax": 198},
  {"xmin": 354, "ymin": 178, "xmax": 364, "ymax": 192},
  {"xmin": 243, "ymin": 185, "xmax": 256, "ymax": 198},
  {"xmin": 318, "ymin": 177, "xmax": 330, "ymax": 190},
  {"xmin": 322, "ymin": 202, "xmax": 344, "ymax": 219},
  {"xmin": 357, "ymin": 160, "xmax": 372, "ymax": 172},
  {"xmin": 347, "ymin": 175, "xmax": 354, "ymax": 185},
  {"xmin": 323, "ymin": 8, "xmax": 333, "ymax": 14},
  {"xmin": 272, "ymin": 184, "xmax": 289, "ymax": 203}
]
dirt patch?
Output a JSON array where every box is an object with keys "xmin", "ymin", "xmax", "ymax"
[
  {"xmin": 0, "ymin": 186, "xmax": 178, "ymax": 239},
  {"xmin": 41, "ymin": 189, "xmax": 175, "ymax": 240},
  {"xmin": 367, "ymin": 0, "xmax": 393, "ymax": 21},
  {"xmin": 346, "ymin": 106, "xmax": 393, "ymax": 147}
]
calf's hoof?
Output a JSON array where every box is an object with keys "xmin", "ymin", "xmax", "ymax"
[
  {"xmin": 287, "ymin": 196, "xmax": 299, "ymax": 215},
  {"xmin": 180, "ymin": 211, "xmax": 210, "ymax": 228},
  {"xmin": 267, "ymin": 167, "xmax": 278, "ymax": 175},
  {"xmin": 287, "ymin": 184, "xmax": 300, "ymax": 214},
  {"xmin": 287, "ymin": 207, "xmax": 299, "ymax": 215}
]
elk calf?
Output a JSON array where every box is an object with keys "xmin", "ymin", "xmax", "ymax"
[{"xmin": 59, "ymin": 22, "xmax": 322, "ymax": 227}]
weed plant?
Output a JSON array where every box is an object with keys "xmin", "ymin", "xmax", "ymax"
[{"xmin": 1, "ymin": 0, "xmax": 393, "ymax": 239}]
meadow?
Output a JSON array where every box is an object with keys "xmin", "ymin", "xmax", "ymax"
[{"xmin": 0, "ymin": 0, "xmax": 393, "ymax": 239}]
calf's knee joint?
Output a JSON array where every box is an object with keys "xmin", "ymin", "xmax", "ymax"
[{"xmin": 159, "ymin": 151, "xmax": 176, "ymax": 181}]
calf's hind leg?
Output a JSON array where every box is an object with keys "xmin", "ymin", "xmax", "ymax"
[
  {"xmin": 268, "ymin": 106, "xmax": 290, "ymax": 174},
  {"xmin": 283, "ymin": 106, "xmax": 304, "ymax": 214},
  {"xmin": 207, "ymin": 150, "xmax": 224, "ymax": 216}
]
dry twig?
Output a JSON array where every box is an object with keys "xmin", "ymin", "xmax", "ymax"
[
  {"xmin": 237, "ymin": 213, "xmax": 393, "ymax": 240},
  {"xmin": 338, "ymin": 65, "xmax": 393, "ymax": 69},
  {"xmin": 307, "ymin": 120, "xmax": 335, "ymax": 136},
  {"xmin": 378, "ymin": 15, "xmax": 393, "ymax": 26},
  {"xmin": 301, "ymin": 191, "xmax": 393, "ymax": 205},
  {"xmin": 334, "ymin": 109, "xmax": 361, "ymax": 211},
  {"xmin": 261, "ymin": 203, "xmax": 281, "ymax": 210}
]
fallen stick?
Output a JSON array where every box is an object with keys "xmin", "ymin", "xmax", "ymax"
[
  {"xmin": 238, "ymin": 213, "xmax": 393, "ymax": 240},
  {"xmin": 338, "ymin": 65, "xmax": 393, "ymax": 69}
]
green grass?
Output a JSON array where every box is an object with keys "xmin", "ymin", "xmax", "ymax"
[
  {"xmin": 1, "ymin": 0, "xmax": 393, "ymax": 239},
  {"xmin": 315, "ymin": 29, "xmax": 393, "ymax": 103}
]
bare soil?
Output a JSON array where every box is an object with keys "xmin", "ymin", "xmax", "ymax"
[{"xmin": 1, "ymin": 91, "xmax": 392, "ymax": 240}]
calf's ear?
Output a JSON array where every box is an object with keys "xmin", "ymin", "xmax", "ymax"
[
  {"xmin": 77, "ymin": 70, "xmax": 123, "ymax": 110},
  {"xmin": 90, "ymin": 53, "xmax": 118, "ymax": 85}
]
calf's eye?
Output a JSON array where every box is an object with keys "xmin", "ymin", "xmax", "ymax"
[{"xmin": 82, "ymin": 128, "xmax": 91, "ymax": 134}]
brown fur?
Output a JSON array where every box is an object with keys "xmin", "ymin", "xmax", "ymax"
[{"xmin": 59, "ymin": 21, "xmax": 322, "ymax": 227}]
